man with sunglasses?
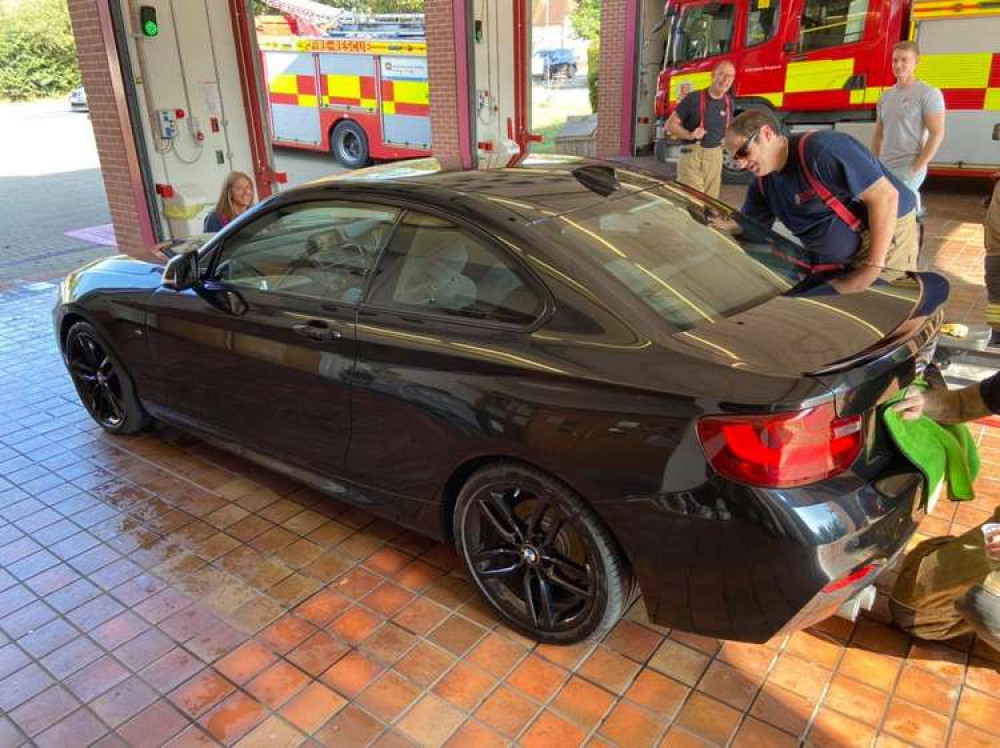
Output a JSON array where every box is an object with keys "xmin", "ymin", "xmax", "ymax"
[
  {"xmin": 723, "ymin": 110, "xmax": 919, "ymax": 294},
  {"xmin": 665, "ymin": 61, "xmax": 736, "ymax": 198}
]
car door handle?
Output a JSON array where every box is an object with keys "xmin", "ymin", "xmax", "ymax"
[{"xmin": 292, "ymin": 321, "xmax": 342, "ymax": 341}]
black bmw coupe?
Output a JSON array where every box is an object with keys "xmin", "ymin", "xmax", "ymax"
[{"xmin": 54, "ymin": 157, "xmax": 945, "ymax": 644}]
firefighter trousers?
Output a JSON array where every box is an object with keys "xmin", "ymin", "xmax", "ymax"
[
  {"xmin": 985, "ymin": 181, "xmax": 1000, "ymax": 335},
  {"xmin": 677, "ymin": 144, "xmax": 723, "ymax": 199},
  {"xmin": 856, "ymin": 211, "xmax": 920, "ymax": 281}
]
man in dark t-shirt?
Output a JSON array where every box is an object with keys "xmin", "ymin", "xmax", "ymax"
[
  {"xmin": 723, "ymin": 110, "xmax": 919, "ymax": 293},
  {"xmin": 665, "ymin": 60, "xmax": 735, "ymax": 198}
]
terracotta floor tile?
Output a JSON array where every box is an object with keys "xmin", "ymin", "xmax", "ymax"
[
  {"xmin": 949, "ymin": 722, "xmax": 1000, "ymax": 748},
  {"xmin": 358, "ymin": 671, "xmax": 421, "ymax": 722},
  {"xmin": 519, "ymin": 709, "xmax": 587, "ymax": 748},
  {"xmin": 245, "ymin": 660, "xmax": 310, "ymax": 709},
  {"xmin": 851, "ymin": 618, "xmax": 911, "ymax": 658},
  {"xmin": 313, "ymin": 704, "xmax": 384, "ymax": 748},
  {"xmin": 966, "ymin": 656, "xmax": 1000, "ymax": 694},
  {"xmin": 535, "ymin": 639, "xmax": 596, "ymax": 670},
  {"xmin": 465, "ymin": 632, "xmax": 527, "ymax": 678},
  {"xmin": 884, "ymin": 698, "xmax": 951, "ymax": 748},
  {"xmin": 442, "ymin": 720, "xmax": 507, "ymax": 748},
  {"xmin": 359, "ymin": 622, "xmax": 417, "ymax": 665},
  {"xmin": 225, "ymin": 715, "xmax": 305, "ymax": 748},
  {"xmin": 397, "ymin": 693, "xmax": 465, "ymax": 748},
  {"xmin": 578, "ymin": 644, "xmax": 641, "ymax": 695},
  {"xmin": 114, "ymin": 627, "xmax": 175, "ymax": 671},
  {"xmin": 785, "ymin": 629, "xmax": 843, "ymax": 669},
  {"xmin": 169, "ymin": 668, "xmax": 236, "ymax": 718},
  {"xmin": 392, "ymin": 598, "xmax": 449, "ymax": 637},
  {"xmin": 215, "ymin": 640, "xmax": 278, "ymax": 685},
  {"xmin": 17, "ymin": 616, "xmax": 76, "ymax": 658},
  {"xmin": 895, "ymin": 662, "xmax": 961, "ymax": 716},
  {"xmin": 64, "ymin": 655, "xmax": 130, "ymax": 702},
  {"xmin": 822, "ymin": 674, "xmax": 888, "ymax": 727},
  {"xmin": 474, "ymin": 685, "xmax": 539, "ymax": 738},
  {"xmin": 287, "ymin": 630, "xmax": 350, "ymax": 677},
  {"xmin": 431, "ymin": 661, "xmax": 496, "ymax": 712},
  {"xmin": 141, "ymin": 648, "xmax": 204, "ymax": 694},
  {"xmin": 669, "ymin": 630, "xmax": 722, "ymax": 657},
  {"xmin": 766, "ymin": 652, "xmax": 830, "ymax": 702},
  {"xmin": 331, "ymin": 568, "xmax": 383, "ymax": 600},
  {"xmin": 9, "ymin": 685, "xmax": 79, "ymax": 737},
  {"xmin": 908, "ymin": 640, "xmax": 967, "ymax": 683},
  {"xmin": 116, "ymin": 699, "xmax": 188, "ymax": 748},
  {"xmin": 329, "ymin": 607, "xmax": 383, "ymax": 645},
  {"xmin": 603, "ymin": 619, "xmax": 664, "ymax": 663},
  {"xmin": 728, "ymin": 717, "xmax": 797, "ymax": 748},
  {"xmin": 255, "ymin": 614, "xmax": 316, "ymax": 655},
  {"xmin": 0, "ymin": 642, "xmax": 30, "ymax": 681},
  {"xmin": 658, "ymin": 726, "xmax": 715, "ymax": 748},
  {"xmin": 957, "ymin": 687, "xmax": 1000, "ymax": 736},
  {"xmin": 89, "ymin": 676, "xmax": 158, "ymax": 728},
  {"xmin": 427, "ymin": 615, "xmax": 485, "ymax": 657},
  {"xmin": 395, "ymin": 641, "xmax": 456, "ymax": 688},
  {"xmin": 295, "ymin": 589, "xmax": 351, "ymax": 626},
  {"xmin": 363, "ymin": 583, "xmax": 415, "ymax": 618},
  {"xmin": 674, "ymin": 692, "xmax": 740, "ymax": 747},
  {"xmin": 697, "ymin": 659, "xmax": 760, "ymax": 711},
  {"xmin": 807, "ymin": 707, "xmax": 876, "ymax": 748},
  {"xmin": 599, "ymin": 700, "xmax": 664, "ymax": 748},
  {"xmin": 197, "ymin": 691, "xmax": 268, "ymax": 745},
  {"xmin": 322, "ymin": 650, "xmax": 385, "ymax": 699},
  {"xmin": 40, "ymin": 635, "xmax": 103, "ymax": 681},
  {"xmin": 552, "ymin": 676, "xmax": 616, "ymax": 729},
  {"xmin": 624, "ymin": 669, "xmax": 689, "ymax": 722},
  {"xmin": 32, "ymin": 706, "xmax": 109, "ymax": 748},
  {"xmin": 506, "ymin": 653, "xmax": 569, "ymax": 702},
  {"xmin": 837, "ymin": 647, "xmax": 903, "ymax": 692},
  {"xmin": 392, "ymin": 560, "xmax": 442, "ymax": 592},
  {"xmin": 749, "ymin": 683, "xmax": 815, "ymax": 738},
  {"xmin": 280, "ymin": 682, "xmax": 347, "ymax": 734},
  {"xmin": 648, "ymin": 639, "xmax": 711, "ymax": 687}
]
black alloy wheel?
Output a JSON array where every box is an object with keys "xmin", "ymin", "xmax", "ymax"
[
  {"xmin": 455, "ymin": 462, "xmax": 632, "ymax": 643},
  {"xmin": 331, "ymin": 120, "xmax": 371, "ymax": 169},
  {"xmin": 65, "ymin": 321, "xmax": 150, "ymax": 434}
]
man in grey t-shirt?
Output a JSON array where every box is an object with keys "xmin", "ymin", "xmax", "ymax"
[{"xmin": 873, "ymin": 41, "xmax": 946, "ymax": 216}]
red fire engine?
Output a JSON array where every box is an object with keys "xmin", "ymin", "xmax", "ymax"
[{"xmin": 654, "ymin": 0, "xmax": 1000, "ymax": 179}]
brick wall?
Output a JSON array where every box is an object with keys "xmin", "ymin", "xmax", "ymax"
[
  {"xmin": 596, "ymin": 0, "xmax": 627, "ymax": 158},
  {"xmin": 66, "ymin": 1, "xmax": 154, "ymax": 259},
  {"xmin": 425, "ymin": 0, "xmax": 464, "ymax": 170}
]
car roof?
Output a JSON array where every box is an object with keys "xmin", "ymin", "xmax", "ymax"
[{"xmin": 299, "ymin": 155, "xmax": 668, "ymax": 223}]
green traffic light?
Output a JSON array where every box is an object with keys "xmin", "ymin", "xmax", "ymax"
[
  {"xmin": 143, "ymin": 20, "xmax": 159, "ymax": 37},
  {"xmin": 139, "ymin": 6, "xmax": 159, "ymax": 37}
]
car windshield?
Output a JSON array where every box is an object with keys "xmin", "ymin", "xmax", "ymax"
[{"xmin": 540, "ymin": 187, "xmax": 814, "ymax": 331}]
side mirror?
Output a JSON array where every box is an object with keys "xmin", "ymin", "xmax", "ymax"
[
  {"xmin": 993, "ymin": 122, "xmax": 1000, "ymax": 141},
  {"xmin": 162, "ymin": 251, "xmax": 200, "ymax": 291}
]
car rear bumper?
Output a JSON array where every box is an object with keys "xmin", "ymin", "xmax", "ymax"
[{"xmin": 599, "ymin": 465, "xmax": 924, "ymax": 643}]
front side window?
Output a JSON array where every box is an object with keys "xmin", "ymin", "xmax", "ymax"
[
  {"xmin": 747, "ymin": 0, "xmax": 780, "ymax": 46},
  {"xmin": 799, "ymin": 0, "xmax": 869, "ymax": 52},
  {"xmin": 367, "ymin": 212, "xmax": 543, "ymax": 325},
  {"xmin": 213, "ymin": 201, "xmax": 399, "ymax": 303},
  {"xmin": 670, "ymin": 3, "xmax": 735, "ymax": 64}
]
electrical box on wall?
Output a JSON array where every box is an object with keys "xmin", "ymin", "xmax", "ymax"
[{"xmin": 156, "ymin": 109, "xmax": 177, "ymax": 140}]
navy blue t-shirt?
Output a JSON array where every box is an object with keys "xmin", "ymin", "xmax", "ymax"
[
  {"xmin": 674, "ymin": 90, "xmax": 732, "ymax": 148},
  {"xmin": 741, "ymin": 131, "xmax": 917, "ymax": 264}
]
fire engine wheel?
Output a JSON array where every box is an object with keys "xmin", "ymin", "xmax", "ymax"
[{"xmin": 331, "ymin": 121, "xmax": 371, "ymax": 170}]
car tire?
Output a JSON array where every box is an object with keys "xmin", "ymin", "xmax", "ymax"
[
  {"xmin": 64, "ymin": 321, "xmax": 151, "ymax": 435},
  {"xmin": 723, "ymin": 100, "xmax": 783, "ymax": 185},
  {"xmin": 331, "ymin": 120, "xmax": 371, "ymax": 170},
  {"xmin": 453, "ymin": 461, "xmax": 633, "ymax": 643}
]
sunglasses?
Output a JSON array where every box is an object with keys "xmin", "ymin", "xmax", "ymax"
[{"xmin": 733, "ymin": 128, "xmax": 762, "ymax": 160}]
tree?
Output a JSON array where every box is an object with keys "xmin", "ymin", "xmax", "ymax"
[
  {"xmin": 0, "ymin": 0, "xmax": 80, "ymax": 101},
  {"xmin": 570, "ymin": 0, "xmax": 600, "ymax": 41}
]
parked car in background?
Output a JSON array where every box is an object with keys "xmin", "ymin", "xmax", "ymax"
[
  {"xmin": 68, "ymin": 86, "xmax": 88, "ymax": 112},
  {"xmin": 55, "ymin": 156, "xmax": 946, "ymax": 645},
  {"xmin": 531, "ymin": 48, "xmax": 577, "ymax": 79}
]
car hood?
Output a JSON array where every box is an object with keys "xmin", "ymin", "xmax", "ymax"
[
  {"xmin": 61, "ymin": 254, "xmax": 165, "ymax": 302},
  {"xmin": 671, "ymin": 274, "xmax": 947, "ymax": 377}
]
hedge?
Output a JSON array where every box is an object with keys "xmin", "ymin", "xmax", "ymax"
[{"xmin": 0, "ymin": 0, "xmax": 81, "ymax": 101}]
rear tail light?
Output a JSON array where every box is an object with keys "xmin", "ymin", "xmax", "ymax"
[{"xmin": 697, "ymin": 402, "xmax": 863, "ymax": 488}]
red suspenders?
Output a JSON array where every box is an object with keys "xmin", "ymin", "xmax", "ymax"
[{"xmin": 697, "ymin": 90, "xmax": 732, "ymax": 131}]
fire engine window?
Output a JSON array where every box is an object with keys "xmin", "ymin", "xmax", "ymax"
[
  {"xmin": 799, "ymin": 0, "xmax": 869, "ymax": 52},
  {"xmin": 213, "ymin": 201, "xmax": 400, "ymax": 304},
  {"xmin": 747, "ymin": 0, "xmax": 780, "ymax": 47},
  {"xmin": 670, "ymin": 4, "xmax": 735, "ymax": 63}
]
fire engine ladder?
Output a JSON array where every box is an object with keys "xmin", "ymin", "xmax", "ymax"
[{"xmin": 259, "ymin": 0, "xmax": 345, "ymax": 26}]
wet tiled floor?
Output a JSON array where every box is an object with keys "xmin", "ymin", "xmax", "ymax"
[{"xmin": 2, "ymin": 185, "xmax": 1000, "ymax": 748}]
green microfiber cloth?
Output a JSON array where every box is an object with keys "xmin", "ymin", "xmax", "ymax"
[{"xmin": 883, "ymin": 381, "xmax": 980, "ymax": 504}]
